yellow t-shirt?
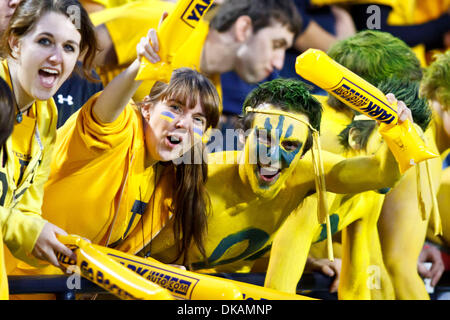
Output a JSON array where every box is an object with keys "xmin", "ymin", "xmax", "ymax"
[
  {"xmin": 42, "ymin": 93, "xmax": 159, "ymax": 246},
  {"xmin": 11, "ymin": 106, "xmax": 36, "ymax": 186}
]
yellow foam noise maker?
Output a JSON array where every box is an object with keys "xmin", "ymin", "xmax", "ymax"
[
  {"xmin": 57, "ymin": 235, "xmax": 313, "ymax": 300},
  {"xmin": 56, "ymin": 235, "xmax": 174, "ymax": 300},
  {"xmin": 135, "ymin": 0, "xmax": 214, "ymax": 82},
  {"xmin": 296, "ymin": 49, "xmax": 439, "ymax": 174}
]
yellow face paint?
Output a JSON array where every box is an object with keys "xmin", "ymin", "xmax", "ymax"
[{"xmin": 243, "ymin": 104, "xmax": 309, "ymax": 199}]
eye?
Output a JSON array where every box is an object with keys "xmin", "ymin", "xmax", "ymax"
[
  {"xmin": 281, "ymin": 140, "xmax": 300, "ymax": 151},
  {"xmin": 193, "ymin": 116, "xmax": 206, "ymax": 126},
  {"xmin": 170, "ymin": 104, "xmax": 182, "ymax": 113},
  {"xmin": 272, "ymin": 39, "xmax": 287, "ymax": 50},
  {"xmin": 38, "ymin": 37, "xmax": 52, "ymax": 46},
  {"xmin": 63, "ymin": 43, "xmax": 75, "ymax": 53}
]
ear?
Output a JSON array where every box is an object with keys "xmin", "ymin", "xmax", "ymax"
[
  {"xmin": 140, "ymin": 97, "xmax": 153, "ymax": 121},
  {"xmin": 8, "ymin": 35, "xmax": 20, "ymax": 58},
  {"xmin": 348, "ymin": 127, "xmax": 361, "ymax": 151},
  {"xmin": 232, "ymin": 15, "xmax": 253, "ymax": 43}
]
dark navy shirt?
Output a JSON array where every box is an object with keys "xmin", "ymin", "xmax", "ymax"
[{"xmin": 53, "ymin": 63, "xmax": 103, "ymax": 128}]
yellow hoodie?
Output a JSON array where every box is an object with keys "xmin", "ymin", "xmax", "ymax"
[{"xmin": 0, "ymin": 60, "xmax": 57, "ymax": 298}]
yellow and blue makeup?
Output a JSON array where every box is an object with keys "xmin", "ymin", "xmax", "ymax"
[
  {"xmin": 159, "ymin": 110, "xmax": 176, "ymax": 123},
  {"xmin": 193, "ymin": 127, "xmax": 204, "ymax": 140}
]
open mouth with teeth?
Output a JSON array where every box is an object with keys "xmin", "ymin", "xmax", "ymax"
[
  {"xmin": 257, "ymin": 164, "xmax": 282, "ymax": 184},
  {"xmin": 166, "ymin": 135, "xmax": 182, "ymax": 148},
  {"xmin": 38, "ymin": 67, "xmax": 60, "ymax": 89}
]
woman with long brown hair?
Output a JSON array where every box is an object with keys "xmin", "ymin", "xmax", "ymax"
[{"xmin": 7, "ymin": 24, "xmax": 221, "ymax": 278}]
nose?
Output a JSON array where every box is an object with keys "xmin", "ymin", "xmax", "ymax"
[
  {"xmin": 272, "ymin": 50, "xmax": 286, "ymax": 71},
  {"xmin": 8, "ymin": 0, "xmax": 20, "ymax": 9},
  {"xmin": 48, "ymin": 46, "xmax": 64, "ymax": 65},
  {"xmin": 174, "ymin": 114, "xmax": 191, "ymax": 131}
]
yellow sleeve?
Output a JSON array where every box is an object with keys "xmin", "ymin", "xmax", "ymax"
[
  {"xmin": 0, "ymin": 206, "xmax": 46, "ymax": 267},
  {"xmin": 55, "ymin": 92, "xmax": 137, "ymax": 162},
  {"xmin": 90, "ymin": 1, "xmax": 174, "ymax": 66}
]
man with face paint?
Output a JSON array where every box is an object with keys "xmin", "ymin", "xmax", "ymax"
[{"xmin": 124, "ymin": 79, "xmax": 411, "ymax": 288}]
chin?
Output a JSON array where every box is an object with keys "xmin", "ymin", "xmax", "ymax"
[{"xmin": 33, "ymin": 88, "xmax": 57, "ymax": 101}]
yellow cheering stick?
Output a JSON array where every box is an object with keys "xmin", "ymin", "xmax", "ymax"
[
  {"xmin": 92, "ymin": 244, "xmax": 314, "ymax": 300},
  {"xmin": 56, "ymin": 235, "xmax": 174, "ymax": 300},
  {"xmin": 296, "ymin": 49, "xmax": 439, "ymax": 174},
  {"xmin": 136, "ymin": 0, "xmax": 214, "ymax": 81}
]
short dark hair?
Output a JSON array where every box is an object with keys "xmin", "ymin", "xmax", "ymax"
[
  {"xmin": 242, "ymin": 78, "xmax": 322, "ymax": 155},
  {"xmin": 210, "ymin": 0, "xmax": 302, "ymax": 37},
  {"xmin": 0, "ymin": 78, "xmax": 14, "ymax": 147}
]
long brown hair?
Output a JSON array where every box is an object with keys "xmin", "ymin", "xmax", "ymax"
[
  {"xmin": 1, "ymin": 0, "xmax": 98, "ymax": 79},
  {"xmin": 146, "ymin": 68, "xmax": 220, "ymax": 267},
  {"xmin": 0, "ymin": 78, "xmax": 14, "ymax": 147}
]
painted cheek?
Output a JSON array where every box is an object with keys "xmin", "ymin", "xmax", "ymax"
[
  {"xmin": 193, "ymin": 127, "xmax": 203, "ymax": 140},
  {"xmin": 280, "ymin": 146, "xmax": 301, "ymax": 169},
  {"xmin": 159, "ymin": 111, "xmax": 176, "ymax": 123}
]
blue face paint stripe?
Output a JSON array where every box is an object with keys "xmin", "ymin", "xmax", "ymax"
[
  {"xmin": 285, "ymin": 124, "xmax": 294, "ymax": 139},
  {"xmin": 275, "ymin": 115, "xmax": 285, "ymax": 140},
  {"xmin": 160, "ymin": 111, "xmax": 176, "ymax": 121},
  {"xmin": 161, "ymin": 111, "xmax": 175, "ymax": 119},
  {"xmin": 193, "ymin": 127, "xmax": 203, "ymax": 137}
]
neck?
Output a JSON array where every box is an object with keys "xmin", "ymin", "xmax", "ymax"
[
  {"xmin": 145, "ymin": 152, "xmax": 158, "ymax": 169},
  {"xmin": 200, "ymin": 29, "xmax": 239, "ymax": 75},
  {"xmin": 7, "ymin": 58, "xmax": 35, "ymax": 112}
]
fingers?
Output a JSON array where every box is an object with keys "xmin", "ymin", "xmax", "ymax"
[
  {"xmin": 397, "ymin": 100, "xmax": 412, "ymax": 123},
  {"xmin": 386, "ymin": 93, "xmax": 412, "ymax": 124},
  {"xmin": 136, "ymin": 28, "xmax": 161, "ymax": 63},
  {"xmin": 430, "ymin": 262, "xmax": 444, "ymax": 287},
  {"xmin": 148, "ymin": 28, "xmax": 159, "ymax": 53},
  {"xmin": 417, "ymin": 263, "xmax": 432, "ymax": 279},
  {"xmin": 32, "ymin": 223, "xmax": 75, "ymax": 269},
  {"xmin": 321, "ymin": 265, "xmax": 335, "ymax": 277},
  {"xmin": 330, "ymin": 277, "xmax": 339, "ymax": 293}
]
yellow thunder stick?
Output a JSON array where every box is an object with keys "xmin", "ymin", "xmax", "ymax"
[
  {"xmin": 93, "ymin": 245, "xmax": 314, "ymax": 300},
  {"xmin": 135, "ymin": 0, "xmax": 214, "ymax": 81},
  {"xmin": 296, "ymin": 49, "xmax": 439, "ymax": 173},
  {"xmin": 56, "ymin": 235, "xmax": 174, "ymax": 300}
]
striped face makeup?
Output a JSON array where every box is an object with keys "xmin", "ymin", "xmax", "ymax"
[
  {"xmin": 143, "ymin": 98, "xmax": 207, "ymax": 163},
  {"xmin": 243, "ymin": 104, "xmax": 309, "ymax": 199}
]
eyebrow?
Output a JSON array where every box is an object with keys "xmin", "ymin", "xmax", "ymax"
[
  {"xmin": 273, "ymin": 39, "xmax": 288, "ymax": 48},
  {"xmin": 37, "ymin": 32, "xmax": 80, "ymax": 47}
]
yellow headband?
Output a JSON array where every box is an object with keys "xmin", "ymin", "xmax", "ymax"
[{"xmin": 245, "ymin": 106, "xmax": 334, "ymax": 261}]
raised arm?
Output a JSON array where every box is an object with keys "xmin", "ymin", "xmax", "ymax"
[
  {"xmin": 93, "ymin": 27, "xmax": 161, "ymax": 123},
  {"xmin": 325, "ymin": 95, "xmax": 412, "ymax": 193}
]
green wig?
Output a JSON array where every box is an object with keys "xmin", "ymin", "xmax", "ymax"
[
  {"xmin": 421, "ymin": 51, "xmax": 450, "ymax": 109},
  {"xmin": 242, "ymin": 78, "xmax": 322, "ymax": 132},
  {"xmin": 327, "ymin": 30, "xmax": 423, "ymax": 112}
]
